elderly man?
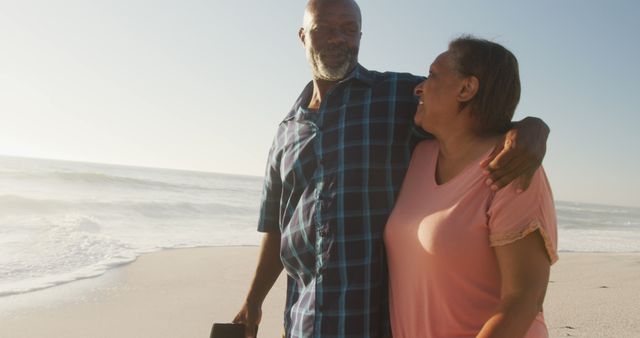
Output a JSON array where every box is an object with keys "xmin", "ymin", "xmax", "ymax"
[{"xmin": 233, "ymin": 1, "xmax": 549, "ymax": 337}]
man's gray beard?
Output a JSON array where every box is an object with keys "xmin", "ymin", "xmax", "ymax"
[{"xmin": 306, "ymin": 47, "xmax": 357, "ymax": 81}]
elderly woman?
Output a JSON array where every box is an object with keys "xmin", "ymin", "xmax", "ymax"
[{"xmin": 384, "ymin": 36, "xmax": 558, "ymax": 338}]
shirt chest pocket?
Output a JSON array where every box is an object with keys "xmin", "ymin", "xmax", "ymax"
[{"xmin": 279, "ymin": 121, "xmax": 319, "ymax": 185}]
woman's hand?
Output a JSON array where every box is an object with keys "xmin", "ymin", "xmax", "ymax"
[{"xmin": 481, "ymin": 117, "xmax": 549, "ymax": 191}]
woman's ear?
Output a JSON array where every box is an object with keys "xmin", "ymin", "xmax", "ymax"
[{"xmin": 458, "ymin": 76, "xmax": 479, "ymax": 103}]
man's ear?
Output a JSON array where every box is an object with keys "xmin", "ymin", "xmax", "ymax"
[
  {"xmin": 298, "ymin": 27, "xmax": 306, "ymax": 45},
  {"xmin": 458, "ymin": 76, "xmax": 479, "ymax": 103}
]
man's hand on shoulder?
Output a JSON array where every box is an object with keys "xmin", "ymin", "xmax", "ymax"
[{"xmin": 480, "ymin": 116, "xmax": 549, "ymax": 191}]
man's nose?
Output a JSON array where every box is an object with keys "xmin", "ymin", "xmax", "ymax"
[
  {"xmin": 326, "ymin": 33, "xmax": 346, "ymax": 44},
  {"xmin": 325, "ymin": 28, "xmax": 348, "ymax": 44}
]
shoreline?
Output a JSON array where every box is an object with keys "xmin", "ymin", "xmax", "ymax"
[
  {"xmin": 1, "ymin": 248, "xmax": 639, "ymax": 337},
  {"xmin": 0, "ymin": 245, "xmax": 262, "ymax": 301},
  {"xmin": 0, "ymin": 246, "xmax": 287, "ymax": 338}
]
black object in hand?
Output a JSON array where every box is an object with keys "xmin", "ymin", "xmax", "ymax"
[
  {"xmin": 210, "ymin": 323, "xmax": 245, "ymax": 338},
  {"xmin": 210, "ymin": 323, "xmax": 258, "ymax": 338}
]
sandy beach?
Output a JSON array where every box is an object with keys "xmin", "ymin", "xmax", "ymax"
[
  {"xmin": 1, "ymin": 248, "xmax": 639, "ymax": 338},
  {"xmin": 0, "ymin": 247, "xmax": 287, "ymax": 338}
]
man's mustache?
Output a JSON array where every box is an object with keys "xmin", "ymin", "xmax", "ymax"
[{"xmin": 318, "ymin": 45, "xmax": 352, "ymax": 57}]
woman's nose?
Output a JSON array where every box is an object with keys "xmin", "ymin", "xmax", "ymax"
[{"xmin": 414, "ymin": 82, "xmax": 424, "ymax": 96}]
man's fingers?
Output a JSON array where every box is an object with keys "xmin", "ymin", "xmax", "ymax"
[
  {"xmin": 485, "ymin": 119, "xmax": 548, "ymax": 190},
  {"xmin": 486, "ymin": 152, "xmax": 516, "ymax": 182},
  {"xmin": 488, "ymin": 160, "xmax": 530, "ymax": 189},
  {"xmin": 234, "ymin": 312, "xmax": 258, "ymax": 338},
  {"xmin": 487, "ymin": 145, "xmax": 516, "ymax": 172},
  {"xmin": 232, "ymin": 314, "xmax": 243, "ymax": 324},
  {"xmin": 479, "ymin": 157, "xmax": 490, "ymax": 169},
  {"xmin": 487, "ymin": 156, "xmax": 529, "ymax": 181},
  {"xmin": 480, "ymin": 145, "xmax": 502, "ymax": 169},
  {"xmin": 491, "ymin": 171, "xmax": 519, "ymax": 190},
  {"xmin": 233, "ymin": 308, "xmax": 256, "ymax": 325}
]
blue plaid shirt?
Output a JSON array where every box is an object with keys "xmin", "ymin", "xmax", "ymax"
[{"xmin": 258, "ymin": 64, "xmax": 424, "ymax": 338}]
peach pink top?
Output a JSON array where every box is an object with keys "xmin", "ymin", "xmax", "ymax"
[{"xmin": 384, "ymin": 140, "xmax": 558, "ymax": 338}]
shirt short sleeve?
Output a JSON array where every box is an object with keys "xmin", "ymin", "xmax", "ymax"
[
  {"xmin": 257, "ymin": 135, "xmax": 282, "ymax": 233},
  {"xmin": 487, "ymin": 167, "xmax": 558, "ymax": 264}
]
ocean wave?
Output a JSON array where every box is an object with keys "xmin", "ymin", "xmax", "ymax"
[
  {"xmin": 0, "ymin": 194, "xmax": 257, "ymax": 218},
  {"xmin": 0, "ymin": 157, "xmax": 264, "ymax": 298},
  {"xmin": 0, "ymin": 215, "xmax": 137, "ymax": 297},
  {"xmin": 556, "ymin": 200, "xmax": 640, "ymax": 215},
  {"xmin": 0, "ymin": 170, "xmax": 226, "ymax": 193},
  {"xmin": 0, "ymin": 257, "xmax": 136, "ymax": 298},
  {"xmin": 556, "ymin": 201, "xmax": 640, "ymax": 230},
  {"xmin": 558, "ymin": 228, "xmax": 640, "ymax": 252},
  {"xmin": 0, "ymin": 214, "xmax": 261, "ymax": 298}
]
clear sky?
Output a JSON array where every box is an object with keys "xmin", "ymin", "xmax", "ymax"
[{"xmin": 1, "ymin": 0, "xmax": 639, "ymax": 208}]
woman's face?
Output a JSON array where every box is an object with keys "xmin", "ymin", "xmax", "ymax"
[{"xmin": 413, "ymin": 51, "xmax": 465, "ymax": 134}]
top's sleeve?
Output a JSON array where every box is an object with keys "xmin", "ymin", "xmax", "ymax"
[
  {"xmin": 257, "ymin": 133, "xmax": 283, "ymax": 233},
  {"xmin": 486, "ymin": 167, "xmax": 558, "ymax": 264}
]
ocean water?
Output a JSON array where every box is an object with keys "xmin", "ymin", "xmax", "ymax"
[
  {"xmin": 1, "ymin": 156, "xmax": 639, "ymax": 298},
  {"xmin": 0, "ymin": 156, "xmax": 263, "ymax": 297}
]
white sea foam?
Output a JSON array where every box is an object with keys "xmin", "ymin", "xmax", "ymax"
[
  {"xmin": 0, "ymin": 155, "xmax": 638, "ymax": 298},
  {"xmin": 0, "ymin": 156, "xmax": 263, "ymax": 297}
]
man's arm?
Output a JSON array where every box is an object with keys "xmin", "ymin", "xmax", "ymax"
[
  {"xmin": 481, "ymin": 116, "xmax": 550, "ymax": 191},
  {"xmin": 233, "ymin": 232, "xmax": 283, "ymax": 338}
]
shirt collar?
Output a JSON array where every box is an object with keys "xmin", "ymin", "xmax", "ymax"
[
  {"xmin": 282, "ymin": 64, "xmax": 375, "ymax": 122},
  {"xmin": 347, "ymin": 63, "xmax": 375, "ymax": 86}
]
